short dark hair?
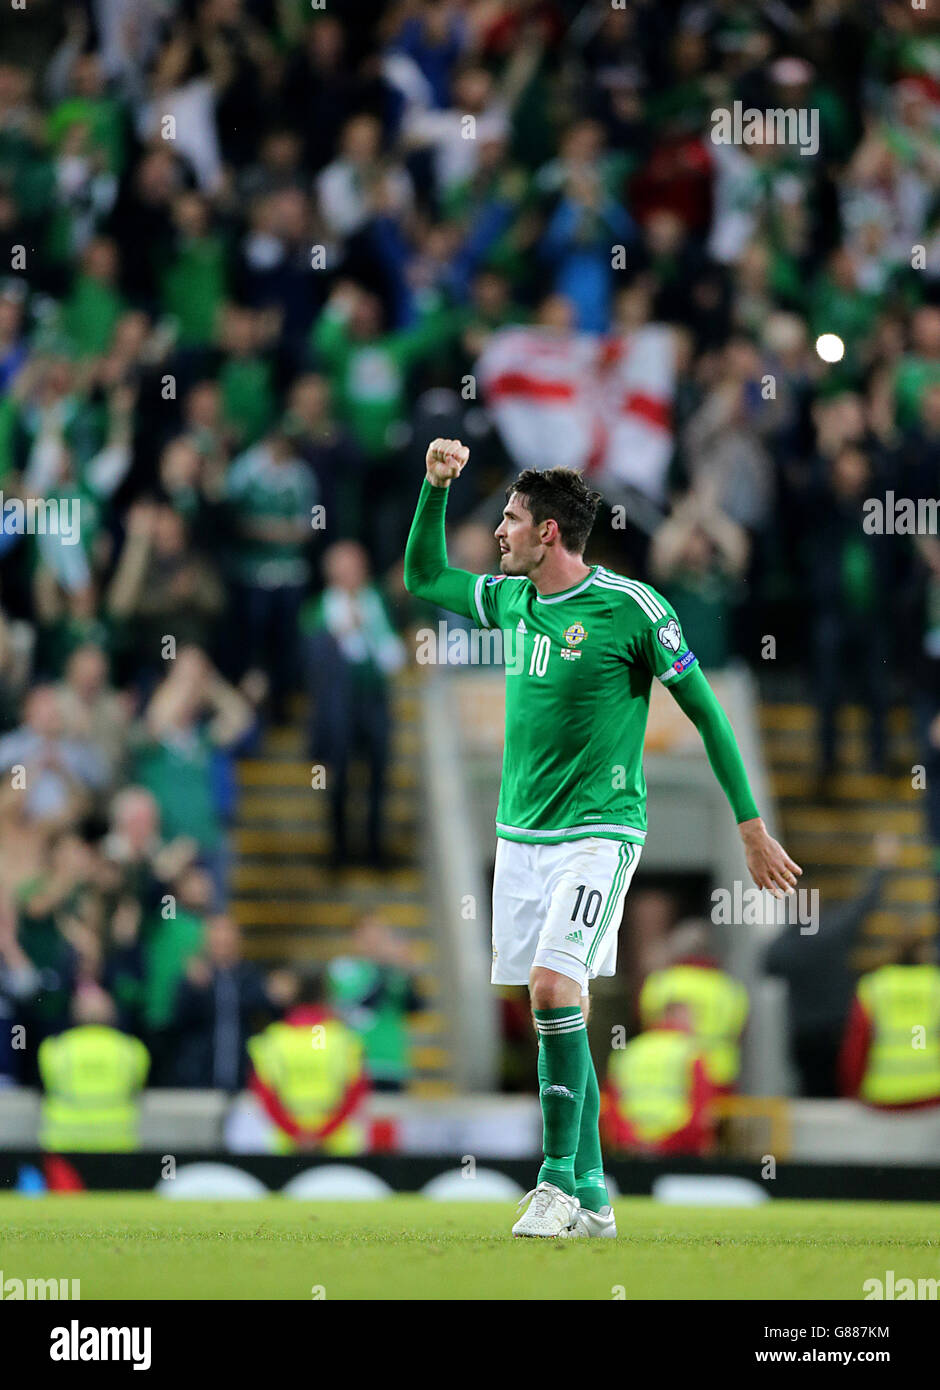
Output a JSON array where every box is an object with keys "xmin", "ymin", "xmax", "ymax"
[
  {"xmin": 295, "ymin": 970, "xmax": 325, "ymax": 1006},
  {"xmin": 507, "ymin": 468, "xmax": 602, "ymax": 555}
]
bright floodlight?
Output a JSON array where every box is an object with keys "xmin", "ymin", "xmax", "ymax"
[{"xmin": 815, "ymin": 333, "xmax": 845, "ymax": 363}]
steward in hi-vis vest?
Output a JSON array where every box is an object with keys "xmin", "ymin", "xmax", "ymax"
[
  {"xmin": 38, "ymin": 987, "xmax": 149, "ymax": 1151},
  {"xmin": 603, "ymin": 1004, "xmax": 715, "ymax": 1155},
  {"xmin": 640, "ymin": 921, "xmax": 749, "ymax": 1090},
  {"xmin": 247, "ymin": 980, "xmax": 369, "ymax": 1153},
  {"xmin": 840, "ymin": 941, "xmax": 940, "ymax": 1109}
]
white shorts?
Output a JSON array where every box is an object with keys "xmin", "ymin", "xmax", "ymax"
[{"xmin": 491, "ymin": 837, "xmax": 642, "ymax": 992}]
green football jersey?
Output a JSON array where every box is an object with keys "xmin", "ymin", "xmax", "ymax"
[{"xmin": 465, "ymin": 564, "xmax": 698, "ymax": 846}]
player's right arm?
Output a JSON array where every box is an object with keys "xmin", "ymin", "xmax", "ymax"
[{"xmin": 403, "ymin": 438, "xmax": 480, "ymax": 620}]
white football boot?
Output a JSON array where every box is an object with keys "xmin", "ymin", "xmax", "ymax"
[
  {"xmin": 565, "ymin": 1204, "xmax": 617, "ymax": 1238},
  {"xmin": 512, "ymin": 1182, "xmax": 581, "ymax": 1237}
]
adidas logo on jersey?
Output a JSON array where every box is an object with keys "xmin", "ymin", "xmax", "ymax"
[
  {"xmin": 564, "ymin": 929, "xmax": 583, "ymax": 944},
  {"xmin": 516, "ymin": 619, "xmax": 527, "ymax": 633}
]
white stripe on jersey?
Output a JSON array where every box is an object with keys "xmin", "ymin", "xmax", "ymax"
[
  {"xmin": 594, "ymin": 568, "xmax": 666, "ymax": 616},
  {"xmin": 593, "ymin": 570, "xmax": 665, "ymax": 621},
  {"xmin": 593, "ymin": 578, "xmax": 660, "ymax": 623}
]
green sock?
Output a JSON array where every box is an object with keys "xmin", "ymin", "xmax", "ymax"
[
  {"xmin": 534, "ymin": 1007, "xmax": 590, "ymax": 1196},
  {"xmin": 574, "ymin": 1051, "xmax": 610, "ymax": 1213}
]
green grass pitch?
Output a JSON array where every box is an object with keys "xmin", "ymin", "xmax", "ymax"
[{"xmin": 2, "ymin": 1195, "xmax": 939, "ymax": 1300}]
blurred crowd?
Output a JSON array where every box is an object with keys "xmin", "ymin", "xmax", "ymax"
[{"xmin": 0, "ymin": 0, "xmax": 938, "ymax": 1113}]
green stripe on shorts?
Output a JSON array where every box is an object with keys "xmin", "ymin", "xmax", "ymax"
[{"xmin": 586, "ymin": 842, "xmax": 634, "ymax": 970}]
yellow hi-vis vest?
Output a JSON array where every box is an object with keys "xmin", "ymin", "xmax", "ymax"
[
  {"xmin": 857, "ymin": 964, "xmax": 940, "ymax": 1106},
  {"xmin": 247, "ymin": 1018, "xmax": 365, "ymax": 1154},
  {"xmin": 608, "ymin": 1031, "xmax": 700, "ymax": 1142},
  {"xmin": 38, "ymin": 1025, "xmax": 149, "ymax": 1152},
  {"xmin": 640, "ymin": 965, "xmax": 748, "ymax": 1087}
]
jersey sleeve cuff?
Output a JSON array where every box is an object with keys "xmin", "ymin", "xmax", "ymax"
[{"xmin": 656, "ymin": 651, "xmax": 698, "ymax": 684}]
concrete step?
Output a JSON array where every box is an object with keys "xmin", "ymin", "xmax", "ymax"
[
  {"xmin": 237, "ymin": 930, "xmax": 437, "ymax": 961},
  {"xmin": 410, "ymin": 1079, "xmax": 457, "ymax": 1099},
  {"xmin": 232, "ymin": 899, "xmax": 428, "ymax": 929},
  {"xmin": 864, "ymin": 910, "xmax": 935, "ymax": 935},
  {"xmin": 237, "ymin": 760, "xmax": 419, "ymax": 789},
  {"xmin": 260, "ymin": 730, "xmax": 421, "ymax": 761},
  {"xmin": 236, "ymin": 792, "xmax": 420, "ymax": 827},
  {"xmin": 409, "ymin": 1011, "xmax": 447, "ymax": 1037},
  {"xmin": 761, "ymin": 734, "xmax": 917, "ymax": 769},
  {"xmin": 265, "ymin": 698, "xmax": 421, "ymax": 749},
  {"xmin": 760, "ymin": 704, "xmax": 912, "ymax": 734},
  {"xmin": 771, "ymin": 771, "xmax": 919, "ymax": 803},
  {"xmin": 782, "ymin": 806, "xmax": 921, "ymax": 835},
  {"xmin": 410, "ymin": 1044, "xmax": 452, "ymax": 1071},
  {"xmin": 281, "ymin": 671, "xmax": 422, "ymax": 719},
  {"xmin": 233, "ymin": 863, "xmax": 423, "ymax": 894},
  {"xmin": 811, "ymin": 872, "xmax": 935, "ymax": 905},
  {"xmin": 233, "ymin": 828, "xmax": 417, "ymax": 856},
  {"xmin": 780, "ymin": 839, "xmax": 930, "ymax": 870}
]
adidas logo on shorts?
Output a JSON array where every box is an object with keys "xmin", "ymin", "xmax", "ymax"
[{"xmin": 564, "ymin": 929, "xmax": 583, "ymax": 944}]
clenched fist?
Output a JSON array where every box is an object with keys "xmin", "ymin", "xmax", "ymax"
[{"xmin": 425, "ymin": 437, "xmax": 469, "ymax": 488}]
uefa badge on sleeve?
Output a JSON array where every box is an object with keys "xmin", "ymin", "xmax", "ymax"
[{"xmin": 657, "ymin": 619, "xmax": 682, "ymax": 652}]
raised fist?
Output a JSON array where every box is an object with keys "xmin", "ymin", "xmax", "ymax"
[{"xmin": 425, "ymin": 437, "xmax": 469, "ymax": 488}]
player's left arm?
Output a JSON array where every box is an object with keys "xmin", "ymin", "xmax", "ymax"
[
  {"xmin": 668, "ymin": 665, "xmax": 802, "ymax": 898},
  {"xmin": 628, "ymin": 596, "xmax": 801, "ymax": 898}
]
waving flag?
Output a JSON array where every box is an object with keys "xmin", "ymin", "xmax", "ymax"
[
  {"xmin": 477, "ymin": 324, "xmax": 676, "ymax": 502},
  {"xmin": 476, "ymin": 327, "xmax": 605, "ymax": 475},
  {"xmin": 600, "ymin": 323, "xmax": 676, "ymax": 503}
]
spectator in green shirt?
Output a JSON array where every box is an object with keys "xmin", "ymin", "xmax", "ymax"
[
  {"xmin": 225, "ymin": 423, "xmax": 318, "ymax": 722},
  {"xmin": 160, "ymin": 192, "xmax": 228, "ymax": 349},
  {"xmin": 310, "ymin": 282, "xmax": 463, "ymax": 565},
  {"xmin": 894, "ymin": 306, "xmax": 940, "ymax": 431},
  {"xmin": 649, "ymin": 491, "xmax": 750, "ymax": 671},
  {"xmin": 326, "ymin": 915, "xmax": 425, "ymax": 1092},
  {"xmin": 139, "ymin": 864, "xmax": 213, "ymax": 1026},
  {"xmin": 310, "ymin": 281, "xmax": 462, "ymax": 461},
  {"xmin": 218, "ymin": 304, "xmax": 278, "ymax": 448},
  {"xmin": 133, "ymin": 647, "xmax": 254, "ymax": 908},
  {"xmin": 60, "ymin": 237, "xmax": 126, "ymax": 360},
  {"xmin": 46, "ymin": 53, "xmax": 127, "ymax": 177}
]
